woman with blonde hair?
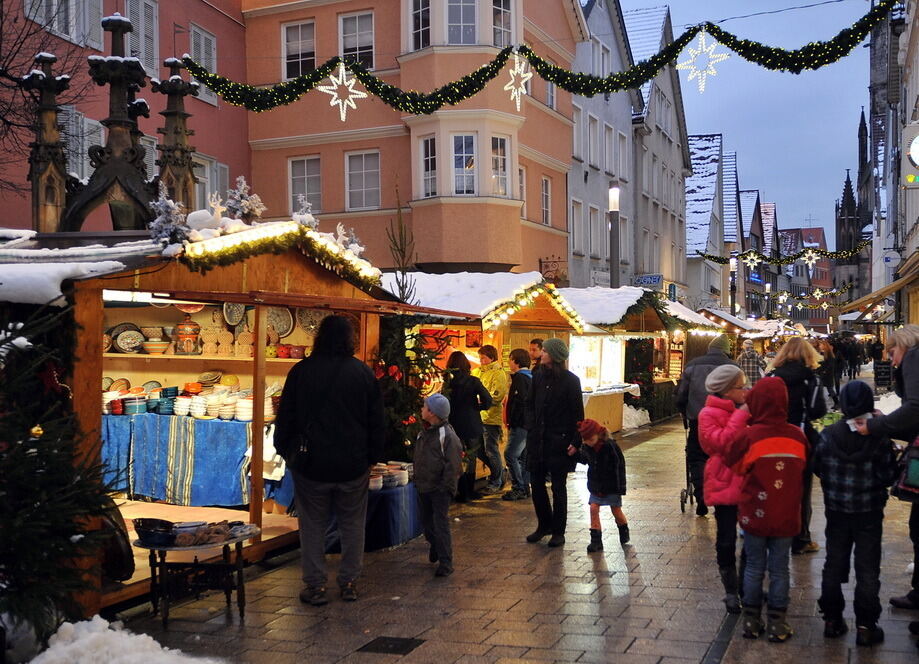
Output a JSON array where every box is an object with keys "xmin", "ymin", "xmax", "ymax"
[
  {"xmin": 855, "ymin": 324, "xmax": 919, "ymax": 611},
  {"xmin": 768, "ymin": 335, "xmax": 827, "ymax": 554}
]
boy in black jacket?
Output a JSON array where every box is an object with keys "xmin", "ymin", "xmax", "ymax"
[
  {"xmin": 813, "ymin": 380, "xmax": 899, "ymax": 646},
  {"xmin": 567, "ymin": 418, "xmax": 629, "ymax": 551},
  {"xmin": 503, "ymin": 348, "xmax": 532, "ymax": 501}
]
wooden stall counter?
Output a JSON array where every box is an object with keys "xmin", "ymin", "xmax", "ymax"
[{"xmin": 581, "ymin": 384, "xmax": 640, "ymax": 434}]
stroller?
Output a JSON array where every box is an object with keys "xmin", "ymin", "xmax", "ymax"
[{"xmin": 679, "ymin": 417, "xmax": 695, "ymax": 513}]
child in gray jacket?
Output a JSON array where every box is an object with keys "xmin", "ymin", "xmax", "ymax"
[{"xmin": 414, "ymin": 393, "xmax": 463, "ymax": 576}]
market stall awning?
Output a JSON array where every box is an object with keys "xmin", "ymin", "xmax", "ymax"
[
  {"xmin": 664, "ymin": 299, "xmax": 720, "ymax": 330},
  {"xmin": 839, "ymin": 270, "xmax": 918, "ymax": 314},
  {"xmin": 382, "ymin": 271, "xmax": 585, "ymax": 331},
  {"xmin": 699, "ymin": 308, "xmax": 756, "ymax": 332}
]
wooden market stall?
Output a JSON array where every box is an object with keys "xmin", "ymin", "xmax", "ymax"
[{"xmin": 0, "ymin": 223, "xmax": 472, "ymax": 614}]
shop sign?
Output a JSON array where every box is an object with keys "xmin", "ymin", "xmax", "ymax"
[{"xmin": 632, "ymin": 273, "xmax": 663, "ymax": 289}]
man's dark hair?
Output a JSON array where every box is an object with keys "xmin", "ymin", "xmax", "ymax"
[
  {"xmin": 529, "ymin": 338, "xmax": 543, "ymax": 349},
  {"xmin": 311, "ymin": 314, "xmax": 356, "ymax": 357},
  {"xmin": 509, "ymin": 348, "xmax": 530, "ymax": 369},
  {"xmin": 478, "ymin": 344, "xmax": 498, "ymax": 362},
  {"xmin": 446, "ymin": 350, "xmax": 471, "ymax": 374}
]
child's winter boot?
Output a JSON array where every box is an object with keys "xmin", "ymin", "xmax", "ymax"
[
  {"xmin": 742, "ymin": 605, "xmax": 764, "ymax": 639},
  {"xmin": 766, "ymin": 608, "xmax": 793, "ymax": 643},
  {"xmin": 618, "ymin": 523, "xmax": 630, "ymax": 545},
  {"xmin": 586, "ymin": 528, "xmax": 603, "ymax": 553}
]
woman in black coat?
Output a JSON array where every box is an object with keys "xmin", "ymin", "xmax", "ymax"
[
  {"xmin": 443, "ymin": 351, "xmax": 492, "ymax": 502},
  {"xmin": 856, "ymin": 325, "xmax": 919, "ymax": 611},
  {"xmin": 768, "ymin": 337, "xmax": 827, "ymax": 555},
  {"xmin": 524, "ymin": 338, "xmax": 584, "ymax": 547}
]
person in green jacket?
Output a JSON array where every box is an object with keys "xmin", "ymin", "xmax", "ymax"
[{"xmin": 476, "ymin": 345, "xmax": 509, "ymax": 494}]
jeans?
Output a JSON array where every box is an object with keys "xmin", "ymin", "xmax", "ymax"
[
  {"xmin": 818, "ymin": 510, "xmax": 883, "ymax": 625},
  {"xmin": 530, "ymin": 462, "xmax": 569, "ymax": 535},
  {"xmin": 293, "ymin": 468, "xmax": 369, "ymax": 588},
  {"xmin": 418, "ymin": 489, "xmax": 453, "ymax": 568},
  {"xmin": 686, "ymin": 420, "xmax": 709, "ymax": 510},
  {"xmin": 714, "ymin": 505, "xmax": 739, "ymax": 569},
  {"xmin": 505, "ymin": 427, "xmax": 529, "ymax": 491},
  {"xmin": 480, "ymin": 424, "xmax": 505, "ymax": 488},
  {"xmin": 743, "ymin": 534, "xmax": 792, "ymax": 610}
]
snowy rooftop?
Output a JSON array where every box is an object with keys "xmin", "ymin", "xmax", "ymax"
[
  {"xmin": 800, "ymin": 227, "xmax": 826, "ymax": 249},
  {"xmin": 622, "ymin": 6, "xmax": 669, "ymax": 119},
  {"xmin": 744, "ymin": 318, "xmax": 795, "ymax": 339},
  {"xmin": 721, "ymin": 152, "xmax": 739, "ymax": 244},
  {"xmin": 0, "ymin": 238, "xmax": 161, "ymax": 262},
  {"xmin": 382, "ymin": 271, "xmax": 547, "ymax": 318},
  {"xmin": 760, "ymin": 203, "xmax": 776, "ymax": 254},
  {"xmin": 699, "ymin": 307, "xmax": 756, "ymax": 331},
  {"xmin": 665, "ymin": 299, "xmax": 719, "ymax": 329},
  {"xmin": 557, "ymin": 286, "xmax": 646, "ymax": 326},
  {"xmin": 685, "ymin": 134, "xmax": 722, "ymax": 254},
  {"xmin": 0, "ymin": 261, "xmax": 126, "ymax": 306},
  {"xmin": 738, "ymin": 190, "xmax": 759, "ymax": 239}
]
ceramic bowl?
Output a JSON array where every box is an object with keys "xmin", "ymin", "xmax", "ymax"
[
  {"xmin": 265, "ymin": 345, "xmax": 278, "ymax": 359},
  {"xmin": 143, "ymin": 340, "xmax": 169, "ymax": 354},
  {"xmin": 289, "ymin": 345, "xmax": 305, "ymax": 359},
  {"xmin": 140, "ymin": 326, "xmax": 164, "ymax": 340}
]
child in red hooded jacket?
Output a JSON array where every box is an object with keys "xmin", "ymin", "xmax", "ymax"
[{"xmin": 724, "ymin": 376, "xmax": 807, "ymax": 643}]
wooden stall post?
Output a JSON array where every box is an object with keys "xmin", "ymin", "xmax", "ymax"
[{"xmin": 248, "ymin": 304, "xmax": 267, "ymax": 538}]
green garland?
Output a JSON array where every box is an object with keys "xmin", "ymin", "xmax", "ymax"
[
  {"xmin": 704, "ymin": 0, "xmax": 894, "ymax": 74},
  {"xmin": 619, "ymin": 290, "xmax": 678, "ymax": 332},
  {"xmin": 698, "ymin": 240, "xmax": 871, "ymax": 266},
  {"xmin": 766, "ymin": 283, "xmax": 853, "ymax": 302},
  {"xmin": 180, "ymin": 1, "xmax": 894, "ymax": 114}
]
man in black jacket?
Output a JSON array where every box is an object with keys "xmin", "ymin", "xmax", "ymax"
[
  {"xmin": 274, "ymin": 315, "xmax": 384, "ymax": 607},
  {"xmin": 675, "ymin": 334, "xmax": 737, "ymax": 516}
]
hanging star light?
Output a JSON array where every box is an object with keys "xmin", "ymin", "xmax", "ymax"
[
  {"xmin": 316, "ymin": 61, "xmax": 368, "ymax": 122},
  {"xmin": 796, "ymin": 302, "xmax": 804, "ymax": 310},
  {"xmin": 813, "ymin": 288, "xmax": 824, "ymax": 298},
  {"xmin": 778, "ymin": 293, "xmax": 788, "ymax": 304},
  {"xmin": 675, "ymin": 29, "xmax": 729, "ymax": 93},
  {"xmin": 803, "ymin": 249, "xmax": 819, "ymax": 269},
  {"xmin": 503, "ymin": 52, "xmax": 533, "ymax": 112},
  {"xmin": 821, "ymin": 302, "xmax": 829, "ymax": 310},
  {"xmin": 741, "ymin": 253, "xmax": 759, "ymax": 270}
]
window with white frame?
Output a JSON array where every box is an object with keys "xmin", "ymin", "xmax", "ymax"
[
  {"xmin": 604, "ymin": 125, "xmax": 615, "ymax": 173},
  {"xmin": 139, "ymin": 135, "xmax": 157, "ymax": 181},
  {"xmin": 290, "ymin": 156, "xmax": 322, "ymax": 213},
  {"xmin": 346, "ymin": 151, "xmax": 380, "ymax": 210},
  {"xmin": 193, "ymin": 154, "xmax": 229, "ymax": 210},
  {"xmin": 652, "ymin": 233, "xmax": 660, "ymax": 270},
  {"xmin": 284, "ymin": 21, "xmax": 315, "ymax": 79},
  {"xmin": 572, "ymin": 105, "xmax": 582, "ymax": 159},
  {"xmin": 589, "ymin": 206, "xmax": 600, "ymax": 257},
  {"xmin": 545, "ymin": 78, "xmax": 555, "ymax": 109},
  {"xmin": 411, "ymin": 0, "xmax": 431, "ymax": 51},
  {"xmin": 127, "ymin": 0, "xmax": 158, "ymax": 74},
  {"xmin": 448, "ymin": 0, "xmax": 476, "ymax": 44},
  {"xmin": 600, "ymin": 45, "xmax": 610, "ymax": 77},
  {"xmin": 492, "ymin": 0, "xmax": 512, "ymax": 48},
  {"xmin": 190, "ymin": 24, "xmax": 217, "ymax": 104},
  {"xmin": 591, "ymin": 38, "xmax": 600, "ymax": 75},
  {"xmin": 491, "ymin": 136, "xmax": 508, "ymax": 196},
  {"xmin": 642, "ymin": 227, "xmax": 650, "ymax": 271},
  {"xmin": 421, "ymin": 136, "xmax": 437, "ymax": 197},
  {"xmin": 452, "ymin": 134, "xmax": 476, "ymax": 195},
  {"xmin": 619, "ymin": 216, "xmax": 629, "ymax": 264},
  {"xmin": 588, "ymin": 115, "xmax": 599, "ymax": 167},
  {"xmin": 341, "ymin": 12, "xmax": 374, "ymax": 69},
  {"xmin": 570, "ymin": 199, "xmax": 583, "ymax": 254},
  {"xmin": 518, "ymin": 167, "xmax": 526, "ymax": 217},
  {"xmin": 618, "ymin": 132, "xmax": 629, "ymax": 179},
  {"xmin": 28, "ymin": 0, "xmax": 103, "ymax": 49},
  {"xmin": 540, "ymin": 176, "xmax": 551, "ymax": 225},
  {"xmin": 59, "ymin": 105, "xmax": 106, "ymax": 181}
]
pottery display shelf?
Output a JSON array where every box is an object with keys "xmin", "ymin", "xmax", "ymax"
[{"xmin": 103, "ymin": 353, "xmax": 300, "ymax": 363}]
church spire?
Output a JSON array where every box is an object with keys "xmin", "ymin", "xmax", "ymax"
[
  {"xmin": 858, "ymin": 107, "xmax": 868, "ymax": 172},
  {"xmin": 841, "ymin": 169, "xmax": 856, "ymax": 213}
]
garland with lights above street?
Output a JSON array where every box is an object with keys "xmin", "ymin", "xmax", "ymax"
[
  {"xmin": 180, "ymin": 0, "xmax": 893, "ymax": 114},
  {"xmin": 697, "ymin": 240, "xmax": 871, "ymax": 267}
]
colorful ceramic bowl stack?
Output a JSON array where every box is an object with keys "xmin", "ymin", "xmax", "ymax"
[
  {"xmin": 122, "ymin": 395, "xmax": 147, "ymax": 415},
  {"xmin": 142, "ymin": 340, "xmax": 169, "ymax": 354},
  {"xmin": 102, "ymin": 390, "xmax": 121, "ymax": 415}
]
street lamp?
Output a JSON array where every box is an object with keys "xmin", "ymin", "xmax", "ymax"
[
  {"xmin": 608, "ymin": 185, "xmax": 620, "ymax": 288},
  {"xmin": 765, "ymin": 282, "xmax": 771, "ymax": 318},
  {"xmin": 729, "ymin": 257, "xmax": 737, "ymax": 315}
]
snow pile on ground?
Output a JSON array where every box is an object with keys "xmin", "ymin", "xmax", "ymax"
[
  {"xmin": 0, "ymin": 261, "xmax": 126, "ymax": 305},
  {"xmin": 558, "ymin": 286, "xmax": 645, "ymax": 326},
  {"xmin": 877, "ymin": 391, "xmax": 901, "ymax": 414},
  {"xmin": 32, "ymin": 616, "xmax": 225, "ymax": 664},
  {"xmin": 622, "ymin": 405, "xmax": 650, "ymax": 430}
]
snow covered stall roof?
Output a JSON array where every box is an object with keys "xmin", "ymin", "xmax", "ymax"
[
  {"xmin": 699, "ymin": 307, "xmax": 756, "ymax": 332},
  {"xmin": 664, "ymin": 299, "xmax": 720, "ymax": 330},
  {"xmin": 382, "ymin": 271, "xmax": 586, "ymax": 332},
  {"xmin": 685, "ymin": 134, "xmax": 722, "ymax": 255}
]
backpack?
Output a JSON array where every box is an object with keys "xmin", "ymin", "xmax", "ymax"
[{"xmin": 892, "ymin": 437, "xmax": 919, "ymax": 503}]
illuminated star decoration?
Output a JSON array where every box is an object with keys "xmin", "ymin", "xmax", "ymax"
[
  {"xmin": 821, "ymin": 302, "xmax": 829, "ymax": 310},
  {"xmin": 317, "ymin": 62, "xmax": 368, "ymax": 122},
  {"xmin": 778, "ymin": 293, "xmax": 788, "ymax": 304},
  {"xmin": 803, "ymin": 249, "xmax": 819, "ymax": 268},
  {"xmin": 796, "ymin": 302, "xmax": 804, "ymax": 310},
  {"xmin": 813, "ymin": 288, "xmax": 824, "ymax": 298},
  {"xmin": 741, "ymin": 253, "xmax": 759, "ymax": 270},
  {"xmin": 675, "ymin": 29, "xmax": 729, "ymax": 93},
  {"xmin": 503, "ymin": 53, "xmax": 533, "ymax": 112}
]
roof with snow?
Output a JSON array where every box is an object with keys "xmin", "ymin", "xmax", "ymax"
[
  {"xmin": 739, "ymin": 190, "xmax": 759, "ymax": 239},
  {"xmin": 622, "ymin": 6, "xmax": 669, "ymax": 118},
  {"xmin": 685, "ymin": 134, "xmax": 722, "ymax": 255},
  {"xmin": 382, "ymin": 271, "xmax": 545, "ymax": 318},
  {"xmin": 800, "ymin": 227, "xmax": 826, "ymax": 250},
  {"xmin": 744, "ymin": 318, "xmax": 795, "ymax": 339},
  {"xmin": 699, "ymin": 307, "xmax": 756, "ymax": 331},
  {"xmin": 0, "ymin": 262, "xmax": 127, "ymax": 306},
  {"xmin": 722, "ymin": 152, "xmax": 740, "ymax": 244},
  {"xmin": 665, "ymin": 299, "xmax": 719, "ymax": 329},
  {"xmin": 557, "ymin": 286, "xmax": 647, "ymax": 326},
  {"xmin": 760, "ymin": 203, "xmax": 776, "ymax": 254}
]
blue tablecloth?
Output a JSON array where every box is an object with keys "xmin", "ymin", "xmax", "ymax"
[{"xmin": 324, "ymin": 482, "xmax": 422, "ymax": 553}]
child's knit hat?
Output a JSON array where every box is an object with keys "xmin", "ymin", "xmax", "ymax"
[
  {"xmin": 839, "ymin": 380, "xmax": 874, "ymax": 419},
  {"xmin": 426, "ymin": 393, "xmax": 451, "ymax": 420},
  {"xmin": 578, "ymin": 418, "xmax": 607, "ymax": 441}
]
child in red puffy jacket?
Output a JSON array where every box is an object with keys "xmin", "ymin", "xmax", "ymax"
[{"xmin": 725, "ymin": 376, "xmax": 807, "ymax": 643}]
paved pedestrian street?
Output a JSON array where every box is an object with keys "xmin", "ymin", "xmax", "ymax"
[{"xmin": 127, "ymin": 420, "xmax": 918, "ymax": 663}]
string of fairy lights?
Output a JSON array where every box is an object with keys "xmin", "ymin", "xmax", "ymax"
[
  {"xmin": 180, "ymin": 0, "xmax": 894, "ymax": 117},
  {"xmin": 698, "ymin": 240, "xmax": 871, "ymax": 270}
]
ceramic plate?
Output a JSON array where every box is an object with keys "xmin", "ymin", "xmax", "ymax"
[
  {"xmin": 106, "ymin": 322, "xmax": 141, "ymax": 340},
  {"xmin": 102, "ymin": 334, "xmax": 113, "ymax": 353},
  {"xmin": 267, "ymin": 307, "xmax": 294, "ymax": 338},
  {"xmin": 174, "ymin": 303, "xmax": 206, "ymax": 314},
  {"xmin": 114, "ymin": 329, "xmax": 145, "ymax": 353},
  {"xmin": 143, "ymin": 380, "xmax": 162, "ymax": 392},
  {"xmin": 198, "ymin": 370, "xmax": 222, "ymax": 384},
  {"xmin": 102, "ymin": 376, "xmax": 114, "ymax": 390},
  {"xmin": 110, "ymin": 378, "xmax": 131, "ymax": 391},
  {"xmin": 223, "ymin": 302, "xmax": 246, "ymax": 327},
  {"xmin": 296, "ymin": 308, "xmax": 325, "ymax": 334}
]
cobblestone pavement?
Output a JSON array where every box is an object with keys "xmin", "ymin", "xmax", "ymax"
[{"xmin": 127, "ymin": 417, "xmax": 918, "ymax": 663}]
